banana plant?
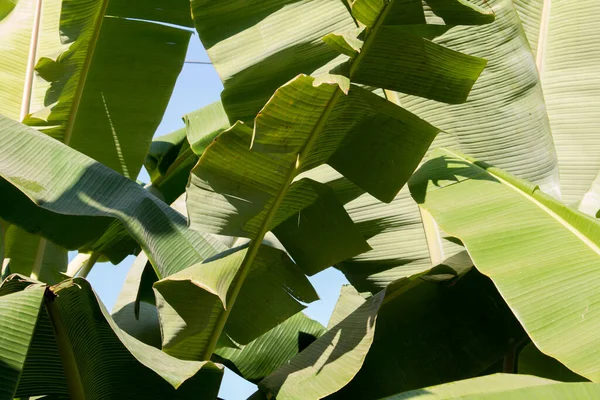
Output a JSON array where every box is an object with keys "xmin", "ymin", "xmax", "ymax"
[{"xmin": 0, "ymin": 0, "xmax": 192, "ymax": 282}]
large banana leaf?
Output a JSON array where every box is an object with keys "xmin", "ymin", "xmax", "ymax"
[
  {"xmin": 384, "ymin": 374, "xmax": 600, "ymax": 399},
  {"xmin": 190, "ymin": 0, "xmax": 556, "ymax": 293},
  {"xmin": 259, "ymin": 285, "xmax": 386, "ymax": 400},
  {"xmin": 409, "ymin": 148, "xmax": 600, "ymax": 381},
  {"xmin": 0, "ymin": 281, "xmax": 45, "ymax": 399},
  {"xmin": 186, "ymin": 0, "xmax": 492, "ymax": 361},
  {"xmin": 328, "ymin": 0, "xmax": 561, "ymax": 291},
  {"xmin": 513, "ymin": 0, "xmax": 600, "ymax": 210},
  {"xmin": 191, "ymin": 0, "xmax": 490, "ymax": 122},
  {"xmin": 0, "ymin": 275, "xmax": 223, "ymax": 399},
  {"xmin": 0, "ymin": 115, "xmax": 225, "ymax": 277},
  {"xmin": 213, "ymin": 312, "xmax": 325, "ymax": 383},
  {"xmin": 2, "ymin": 0, "xmax": 191, "ymax": 176},
  {"xmin": 259, "ymin": 269, "xmax": 524, "ymax": 399},
  {"xmin": 153, "ymin": 244, "xmax": 318, "ymax": 360},
  {"xmin": 190, "ymin": 0, "xmax": 356, "ymax": 123},
  {"xmin": 3, "ymin": 227, "xmax": 67, "ymax": 284},
  {"xmin": 1, "ymin": 0, "xmax": 192, "ymax": 282}
]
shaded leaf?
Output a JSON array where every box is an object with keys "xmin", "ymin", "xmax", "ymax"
[
  {"xmin": 409, "ymin": 148, "xmax": 600, "ymax": 381},
  {"xmin": 0, "ymin": 115, "xmax": 226, "ymax": 278}
]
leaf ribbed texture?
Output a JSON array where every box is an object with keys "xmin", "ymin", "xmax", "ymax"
[{"xmin": 410, "ymin": 148, "xmax": 600, "ymax": 381}]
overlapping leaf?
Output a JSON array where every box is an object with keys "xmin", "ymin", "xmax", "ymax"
[
  {"xmin": 1, "ymin": 0, "xmax": 193, "ymax": 281},
  {"xmin": 259, "ymin": 285, "xmax": 385, "ymax": 400},
  {"xmin": 214, "ymin": 312, "xmax": 325, "ymax": 383},
  {"xmin": 0, "ymin": 115, "xmax": 225, "ymax": 278},
  {"xmin": 260, "ymin": 269, "xmax": 523, "ymax": 399},
  {"xmin": 154, "ymin": 244, "xmax": 318, "ymax": 360},
  {"xmin": 409, "ymin": 148, "xmax": 600, "ymax": 381},
  {"xmin": 330, "ymin": 0, "xmax": 561, "ymax": 291},
  {"xmin": 0, "ymin": 275, "xmax": 223, "ymax": 399},
  {"xmin": 0, "ymin": 282, "xmax": 45, "ymax": 399},
  {"xmin": 513, "ymin": 0, "xmax": 600, "ymax": 210}
]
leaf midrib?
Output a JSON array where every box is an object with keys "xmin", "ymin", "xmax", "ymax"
[
  {"xmin": 535, "ymin": 0, "xmax": 552, "ymax": 79},
  {"xmin": 444, "ymin": 148, "xmax": 600, "ymax": 257},
  {"xmin": 201, "ymin": 0, "xmax": 398, "ymax": 360},
  {"xmin": 62, "ymin": 0, "xmax": 110, "ymax": 146}
]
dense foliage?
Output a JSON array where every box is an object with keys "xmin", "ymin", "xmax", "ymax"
[{"xmin": 2, "ymin": 0, "xmax": 600, "ymax": 399}]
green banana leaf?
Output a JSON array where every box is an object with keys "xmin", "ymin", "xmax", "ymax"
[
  {"xmin": 186, "ymin": 1, "xmax": 493, "ymax": 365},
  {"xmin": 154, "ymin": 244, "xmax": 318, "ymax": 360},
  {"xmin": 191, "ymin": 0, "xmax": 356, "ymax": 123},
  {"xmin": 2, "ymin": 0, "xmax": 191, "ymax": 177},
  {"xmin": 187, "ymin": 110, "xmax": 372, "ymax": 277},
  {"xmin": 214, "ymin": 312, "xmax": 326, "ymax": 383},
  {"xmin": 0, "ymin": 275, "xmax": 223, "ymax": 399},
  {"xmin": 191, "ymin": 0, "xmax": 490, "ymax": 122},
  {"xmin": 0, "ymin": 115, "xmax": 225, "ymax": 277},
  {"xmin": 3, "ymin": 226, "xmax": 67, "ymax": 284},
  {"xmin": 259, "ymin": 268, "xmax": 524, "ymax": 399},
  {"xmin": 259, "ymin": 285, "xmax": 385, "ymax": 400},
  {"xmin": 383, "ymin": 374, "xmax": 600, "ymax": 399},
  {"xmin": 409, "ymin": 148, "xmax": 600, "ymax": 381},
  {"xmin": 1, "ymin": 0, "xmax": 192, "ymax": 281},
  {"xmin": 0, "ymin": 281, "xmax": 45, "ymax": 399},
  {"xmin": 513, "ymin": 0, "xmax": 600, "ymax": 210},
  {"xmin": 329, "ymin": 0, "xmax": 562, "ymax": 291}
]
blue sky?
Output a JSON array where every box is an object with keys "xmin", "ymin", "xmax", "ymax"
[{"xmin": 85, "ymin": 33, "xmax": 349, "ymax": 400}]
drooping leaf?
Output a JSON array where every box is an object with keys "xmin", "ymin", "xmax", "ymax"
[
  {"xmin": 214, "ymin": 312, "xmax": 325, "ymax": 383},
  {"xmin": 409, "ymin": 148, "xmax": 600, "ymax": 381},
  {"xmin": 331, "ymin": 269, "xmax": 524, "ymax": 399},
  {"xmin": 2, "ymin": 275, "xmax": 223, "ymax": 399},
  {"xmin": 0, "ymin": 283, "xmax": 45, "ymax": 399},
  {"xmin": 326, "ymin": 0, "xmax": 561, "ymax": 291},
  {"xmin": 186, "ymin": 98, "xmax": 374, "ymax": 277},
  {"xmin": 349, "ymin": 25, "xmax": 487, "ymax": 104},
  {"xmin": 0, "ymin": 115, "xmax": 226, "ymax": 278},
  {"xmin": 23, "ymin": 0, "xmax": 191, "ymax": 178},
  {"xmin": 153, "ymin": 244, "xmax": 318, "ymax": 360}
]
